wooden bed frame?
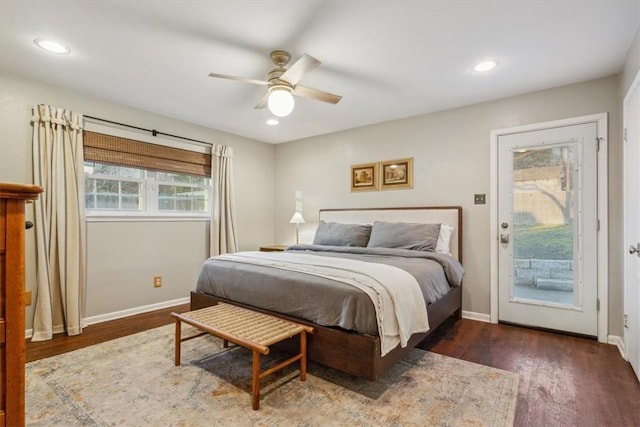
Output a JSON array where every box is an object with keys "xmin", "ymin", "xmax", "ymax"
[{"xmin": 191, "ymin": 206, "xmax": 463, "ymax": 380}]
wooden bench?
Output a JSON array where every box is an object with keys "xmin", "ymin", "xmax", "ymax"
[{"xmin": 171, "ymin": 303, "xmax": 314, "ymax": 410}]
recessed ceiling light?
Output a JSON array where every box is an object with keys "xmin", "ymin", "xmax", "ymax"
[
  {"xmin": 473, "ymin": 60, "xmax": 498, "ymax": 73},
  {"xmin": 266, "ymin": 119, "xmax": 279, "ymax": 126},
  {"xmin": 34, "ymin": 38, "xmax": 70, "ymax": 55}
]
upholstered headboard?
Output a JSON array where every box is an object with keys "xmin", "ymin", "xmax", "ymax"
[{"xmin": 318, "ymin": 206, "xmax": 462, "ymax": 262}]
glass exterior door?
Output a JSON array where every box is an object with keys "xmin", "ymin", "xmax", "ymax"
[{"xmin": 498, "ymin": 123, "xmax": 598, "ymax": 336}]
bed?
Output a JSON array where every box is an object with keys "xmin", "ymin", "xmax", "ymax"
[{"xmin": 190, "ymin": 206, "xmax": 463, "ymax": 380}]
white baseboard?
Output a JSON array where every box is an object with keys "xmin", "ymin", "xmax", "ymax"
[
  {"xmin": 461, "ymin": 311, "xmax": 492, "ymax": 323},
  {"xmin": 26, "ymin": 297, "xmax": 190, "ymax": 338},
  {"xmin": 83, "ymin": 297, "xmax": 190, "ymax": 326},
  {"xmin": 608, "ymin": 335, "xmax": 627, "ymax": 360}
]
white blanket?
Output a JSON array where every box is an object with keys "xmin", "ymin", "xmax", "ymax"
[{"xmin": 216, "ymin": 251, "xmax": 430, "ymax": 356}]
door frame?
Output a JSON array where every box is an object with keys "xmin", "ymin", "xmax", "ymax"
[{"xmin": 490, "ymin": 113, "xmax": 609, "ymax": 342}]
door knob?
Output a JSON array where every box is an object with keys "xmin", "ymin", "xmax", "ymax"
[
  {"xmin": 500, "ymin": 233, "xmax": 510, "ymax": 243},
  {"xmin": 630, "ymin": 243, "xmax": 640, "ymax": 257}
]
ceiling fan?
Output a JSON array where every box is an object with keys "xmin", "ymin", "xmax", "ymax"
[{"xmin": 208, "ymin": 50, "xmax": 342, "ymax": 117}]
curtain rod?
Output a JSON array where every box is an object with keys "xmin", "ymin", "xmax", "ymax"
[{"xmin": 84, "ymin": 115, "xmax": 213, "ymax": 146}]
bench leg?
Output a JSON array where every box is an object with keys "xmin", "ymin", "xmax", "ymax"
[
  {"xmin": 252, "ymin": 351, "xmax": 261, "ymax": 410},
  {"xmin": 300, "ymin": 331, "xmax": 307, "ymax": 381},
  {"xmin": 174, "ymin": 318, "xmax": 181, "ymax": 366}
]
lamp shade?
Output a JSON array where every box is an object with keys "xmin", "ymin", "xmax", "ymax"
[
  {"xmin": 289, "ymin": 212, "xmax": 305, "ymax": 224},
  {"xmin": 268, "ymin": 87, "xmax": 294, "ymax": 117}
]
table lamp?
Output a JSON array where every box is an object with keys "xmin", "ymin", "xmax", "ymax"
[{"xmin": 289, "ymin": 212, "xmax": 305, "ymax": 244}]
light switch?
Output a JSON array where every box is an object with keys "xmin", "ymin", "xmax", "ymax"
[{"xmin": 474, "ymin": 194, "xmax": 486, "ymax": 204}]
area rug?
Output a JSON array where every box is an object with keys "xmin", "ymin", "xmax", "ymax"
[{"xmin": 26, "ymin": 325, "xmax": 518, "ymax": 426}]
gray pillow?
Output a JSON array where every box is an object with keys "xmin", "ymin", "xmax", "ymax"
[
  {"xmin": 313, "ymin": 221, "xmax": 372, "ymax": 247},
  {"xmin": 367, "ymin": 221, "xmax": 441, "ymax": 251}
]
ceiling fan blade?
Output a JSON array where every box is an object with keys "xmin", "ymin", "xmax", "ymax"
[
  {"xmin": 208, "ymin": 72, "xmax": 269, "ymax": 86},
  {"xmin": 294, "ymin": 85, "xmax": 342, "ymax": 104},
  {"xmin": 254, "ymin": 92, "xmax": 269, "ymax": 109},
  {"xmin": 280, "ymin": 54, "xmax": 320, "ymax": 85}
]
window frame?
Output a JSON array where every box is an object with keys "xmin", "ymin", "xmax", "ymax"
[{"xmin": 83, "ymin": 121, "xmax": 213, "ymax": 221}]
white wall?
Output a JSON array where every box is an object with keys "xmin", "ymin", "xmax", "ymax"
[
  {"xmin": 621, "ymin": 13, "xmax": 640, "ymax": 96},
  {"xmin": 274, "ymin": 75, "xmax": 623, "ymax": 335},
  {"xmin": 1, "ymin": 64, "xmax": 633, "ymax": 337},
  {"xmin": 0, "ymin": 72, "xmax": 275, "ymax": 329}
]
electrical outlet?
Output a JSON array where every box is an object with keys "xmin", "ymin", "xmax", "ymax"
[
  {"xmin": 474, "ymin": 194, "xmax": 486, "ymax": 204},
  {"xmin": 25, "ymin": 290, "xmax": 32, "ymax": 306},
  {"xmin": 154, "ymin": 275, "xmax": 162, "ymax": 288}
]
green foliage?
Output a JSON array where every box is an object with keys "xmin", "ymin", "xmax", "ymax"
[{"xmin": 514, "ymin": 224, "xmax": 573, "ymax": 260}]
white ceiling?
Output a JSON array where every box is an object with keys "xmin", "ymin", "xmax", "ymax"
[{"xmin": 1, "ymin": 1, "xmax": 639, "ymax": 144}]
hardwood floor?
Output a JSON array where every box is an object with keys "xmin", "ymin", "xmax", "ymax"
[
  {"xmin": 26, "ymin": 307, "xmax": 640, "ymax": 426},
  {"xmin": 25, "ymin": 303, "xmax": 190, "ymax": 362},
  {"xmin": 421, "ymin": 318, "xmax": 640, "ymax": 427}
]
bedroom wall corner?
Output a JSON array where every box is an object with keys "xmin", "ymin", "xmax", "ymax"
[
  {"xmin": 0, "ymin": 72, "xmax": 276, "ymax": 331},
  {"xmin": 273, "ymin": 75, "xmax": 622, "ymax": 329},
  {"xmin": 620, "ymin": 10, "xmax": 640, "ymax": 96}
]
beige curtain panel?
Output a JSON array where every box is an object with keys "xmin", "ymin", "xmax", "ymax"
[
  {"xmin": 210, "ymin": 144, "xmax": 238, "ymax": 256},
  {"xmin": 31, "ymin": 105, "xmax": 86, "ymax": 341}
]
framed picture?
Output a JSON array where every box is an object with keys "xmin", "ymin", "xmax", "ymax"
[
  {"xmin": 380, "ymin": 158, "xmax": 413, "ymax": 190},
  {"xmin": 351, "ymin": 162, "xmax": 379, "ymax": 192}
]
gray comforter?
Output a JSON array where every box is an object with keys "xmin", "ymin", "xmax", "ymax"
[{"xmin": 195, "ymin": 245, "xmax": 464, "ymax": 336}]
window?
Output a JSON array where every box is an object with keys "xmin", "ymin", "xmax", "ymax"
[
  {"xmin": 83, "ymin": 131, "xmax": 211, "ymax": 217},
  {"xmin": 85, "ymin": 163, "xmax": 144, "ymax": 211},
  {"xmin": 156, "ymin": 172, "xmax": 210, "ymax": 212}
]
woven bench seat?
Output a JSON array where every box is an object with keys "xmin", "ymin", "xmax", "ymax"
[{"xmin": 171, "ymin": 303, "xmax": 314, "ymax": 410}]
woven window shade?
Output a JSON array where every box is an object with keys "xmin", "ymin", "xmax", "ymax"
[{"xmin": 84, "ymin": 131, "xmax": 211, "ymax": 177}]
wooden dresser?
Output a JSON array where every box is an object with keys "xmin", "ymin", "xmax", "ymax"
[{"xmin": 0, "ymin": 183, "xmax": 42, "ymax": 427}]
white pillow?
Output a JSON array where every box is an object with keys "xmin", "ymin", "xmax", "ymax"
[{"xmin": 435, "ymin": 224, "xmax": 454, "ymax": 254}]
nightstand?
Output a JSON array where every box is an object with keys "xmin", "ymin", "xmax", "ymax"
[{"xmin": 259, "ymin": 244, "xmax": 289, "ymax": 252}]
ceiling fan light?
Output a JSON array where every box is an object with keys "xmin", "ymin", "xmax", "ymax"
[{"xmin": 268, "ymin": 87, "xmax": 294, "ymax": 117}]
